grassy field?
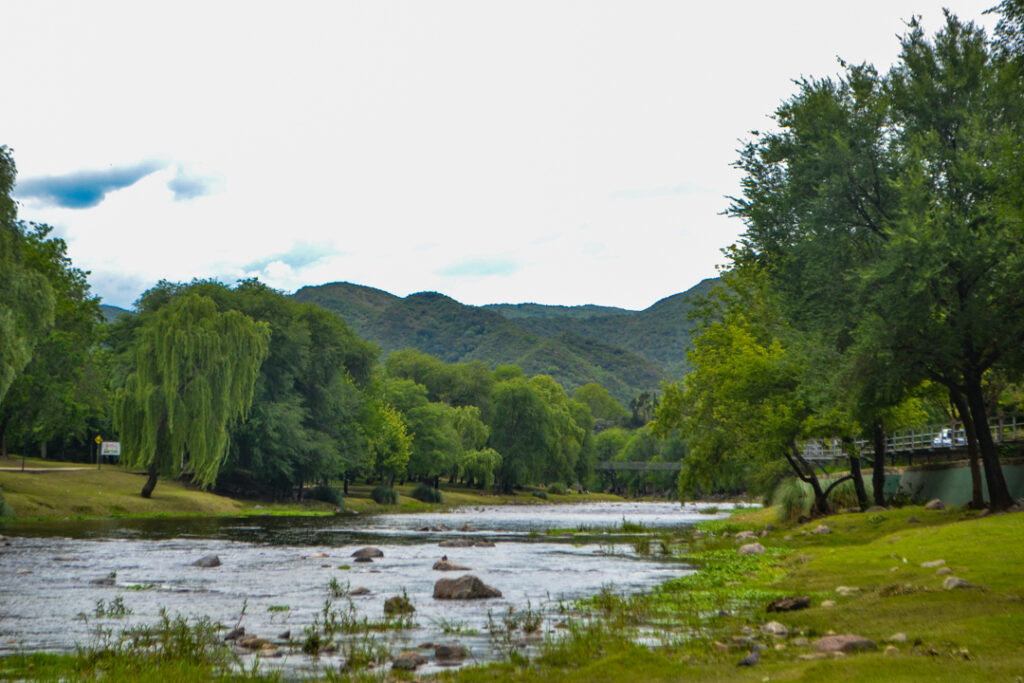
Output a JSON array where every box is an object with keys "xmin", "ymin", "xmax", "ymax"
[{"xmin": 0, "ymin": 455, "xmax": 622, "ymax": 521}]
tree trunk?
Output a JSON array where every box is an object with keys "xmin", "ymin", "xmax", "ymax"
[
  {"xmin": 141, "ymin": 460, "xmax": 159, "ymax": 498},
  {"xmin": 949, "ymin": 388, "xmax": 985, "ymax": 509},
  {"xmin": 785, "ymin": 441, "xmax": 829, "ymax": 516},
  {"xmin": 963, "ymin": 380, "xmax": 1014, "ymax": 510},
  {"xmin": 871, "ymin": 420, "xmax": 887, "ymax": 506},
  {"xmin": 848, "ymin": 451, "xmax": 869, "ymax": 511}
]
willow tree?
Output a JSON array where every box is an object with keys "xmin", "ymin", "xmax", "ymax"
[{"xmin": 114, "ymin": 293, "xmax": 270, "ymax": 498}]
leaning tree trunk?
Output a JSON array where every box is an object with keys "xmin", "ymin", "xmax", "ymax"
[
  {"xmin": 848, "ymin": 452, "xmax": 869, "ymax": 511},
  {"xmin": 963, "ymin": 380, "xmax": 1014, "ymax": 511},
  {"xmin": 950, "ymin": 388, "xmax": 985, "ymax": 509},
  {"xmin": 871, "ymin": 420, "xmax": 887, "ymax": 507},
  {"xmin": 140, "ymin": 460, "xmax": 159, "ymax": 498}
]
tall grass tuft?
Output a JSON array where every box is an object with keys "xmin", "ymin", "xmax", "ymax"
[
  {"xmin": 410, "ymin": 482, "xmax": 443, "ymax": 503},
  {"xmin": 370, "ymin": 486, "xmax": 398, "ymax": 505},
  {"xmin": 773, "ymin": 475, "xmax": 875, "ymax": 521}
]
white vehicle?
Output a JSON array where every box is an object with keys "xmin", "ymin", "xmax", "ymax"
[{"xmin": 932, "ymin": 428, "xmax": 965, "ymax": 446}]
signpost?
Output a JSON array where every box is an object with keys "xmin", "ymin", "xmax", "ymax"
[{"xmin": 95, "ymin": 435, "xmax": 102, "ymax": 470}]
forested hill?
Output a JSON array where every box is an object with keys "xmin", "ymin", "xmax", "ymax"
[{"xmin": 292, "ymin": 277, "xmax": 718, "ymax": 403}]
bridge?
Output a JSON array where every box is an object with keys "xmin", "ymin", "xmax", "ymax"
[
  {"xmin": 800, "ymin": 414, "xmax": 1024, "ymax": 463},
  {"xmin": 595, "ymin": 460, "xmax": 682, "ymax": 472}
]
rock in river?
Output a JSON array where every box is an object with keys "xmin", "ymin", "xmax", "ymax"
[
  {"xmin": 351, "ymin": 547, "xmax": 384, "ymax": 560},
  {"xmin": 433, "ymin": 574, "xmax": 502, "ymax": 600},
  {"xmin": 192, "ymin": 554, "xmax": 221, "ymax": 568}
]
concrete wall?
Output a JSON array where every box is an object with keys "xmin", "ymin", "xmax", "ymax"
[{"xmin": 891, "ymin": 458, "xmax": 1024, "ymax": 506}]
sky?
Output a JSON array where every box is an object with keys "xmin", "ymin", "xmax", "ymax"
[{"xmin": 2, "ymin": 1, "xmax": 1002, "ymax": 311}]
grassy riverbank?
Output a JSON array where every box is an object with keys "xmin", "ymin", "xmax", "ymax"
[
  {"xmin": 0, "ymin": 455, "xmax": 621, "ymax": 521},
  {"xmin": 439, "ymin": 504, "xmax": 1024, "ymax": 682}
]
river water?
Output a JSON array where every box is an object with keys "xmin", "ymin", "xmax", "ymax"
[{"xmin": 0, "ymin": 501, "xmax": 731, "ymax": 676}]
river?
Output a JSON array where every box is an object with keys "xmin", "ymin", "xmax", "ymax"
[{"xmin": 0, "ymin": 501, "xmax": 732, "ymax": 677}]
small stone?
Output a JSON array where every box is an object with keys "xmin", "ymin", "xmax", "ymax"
[
  {"xmin": 943, "ymin": 576, "xmax": 974, "ymax": 590},
  {"xmin": 792, "ymin": 637, "xmax": 809, "ymax": 647},
  {"xmin": 924, "ymin": 499, "xmax": 944, "ymax": 510},
  {"xmin": 738, "ymin": 542, "xmax": 766, "ymax": 556},
  {"xmin": 813, "ymin": 634, "xmax": 878, "ymax": 653},
  {"xmin": 350, "ymin": 586, "xmax": 371, "ymax": 596},
  {"xmin": 820, "ymin": 599, "xmax": 837, "ymax": 608},
  {"xmin": 224, "ymin": 627, "xmax": 245, "ymax": 641},
  {"xmin": 835, "ymin": 586, "xmax": 860, "ymax": 597},
  {"xmin": 798, "ymin": 652, "xmax": 829, "ymax": 661},
  {"xmin": 885, "ymin": 645, "xmax": 900, "ymax": 655},
  {"xmin": 474, "ymin": 540, "xmax": 496, "ymax": 547},
  {"xmin": 277, "ymin": 630, "xmax": 290, "ymax": 640},
  {"xmin": 391, "ymin": 651, "xmax": 427, "ymax": 670},
  {"xmin": 734, "ymin": 530, "xmax": 758, "ymax": 541},
  {"xmin": 762, "ymin": 621, "xmax": 788, "ymax": 636},
  {"xmin": 811, "ymin": 525, "xmax": 831, "ymax": 535},
  {"xmin": 192, "ymin": 554, "xmax": 221, "ymax": 568},
  {"xmin": 889, "ymin": 633, "xmax": 908, "ymax": 643},
  {"xmin": 435, "ymin": 643, "xmax": 469, "ymax": 662},
  {"xmin": 936, "ymin": 567, "xmax": 953, "ymax": 576},
  {"xmin": 906, "ymin": 516, "xmax": 920, "ymax": 523},
  {"xmin": 866, "ymin": 506, "xmax": 887, "ymax": 513},
  {"xmin": 309, "ymin": 552, "xmax": 329, "ymax": 559},
  {"xmin": 920, "ymin": 559, "xmax": 945, "ymax": 568},
  {"xmin": 767, "ymin": 596, "xmax": 810, "ymax": 612}
]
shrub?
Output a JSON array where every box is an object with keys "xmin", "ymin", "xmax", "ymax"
[
  {"xmin": 532, "ymin": 489, "xmax": 549, "ymax": 500},
  {"xmin": 773, "ymin": 475, "xmax": 875, "ymax": 521},
  {"xmin": 371, "ymin": 486, "xmax": 398, "ymax": 505},
  {"xmin": 306, "ymin": 485, "xmax": 344, "ymax": 508},
  {"xmin": 410, "ymin": 483, "xmax": 443, "ymax": 504},
  {"xmin": 546, "ymin": 482, "xmax": 567, "ymax": 495}
]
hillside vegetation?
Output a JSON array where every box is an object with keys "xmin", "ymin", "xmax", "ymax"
[{"xmin": 293, "ymin": 278, "xmax": 717, "ymax": 403}]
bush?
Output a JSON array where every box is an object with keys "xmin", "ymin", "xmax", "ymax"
[
  {"xmin": 531, "ymin": 489, "xmax": 549, "ymax": 500},
  {"xmin": 772, "ymin": 475, "xmax": 875, "ymax": 522},
  {"xmin": 410, "ymin": 483, "xmax": 443, "ymax": 504},
  {"xmin": 371, "ymin": 486, "xmax": 398, "ymax": 505},
  {"xmin": 546, "ymin": 482, "xmax": 567, "ymax": 495},
  {"xmin": 306, "ymin": 485, "xmax": 344, "ymax": 508}
]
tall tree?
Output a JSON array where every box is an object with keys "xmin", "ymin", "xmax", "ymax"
[
  {"xmin": 114, "ymin": 293, "xmax": 270, "ymax": 497},
  {"xmin": 0, "ymin": 147, "xmax": 54, "ymax": 414}
]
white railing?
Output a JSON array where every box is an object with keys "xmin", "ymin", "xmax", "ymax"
[{"xmin": 800, "ymin": 414, "xmax": 1023, "ymax": 462}]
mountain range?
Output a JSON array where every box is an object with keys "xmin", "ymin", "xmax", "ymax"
[
  {"xmin": 100, "ymin": 278, "xmax": 718, "ymax": 405},
  {"xmin": 292, "ymin": 278, "xmax": 717, "ymax": 404}
]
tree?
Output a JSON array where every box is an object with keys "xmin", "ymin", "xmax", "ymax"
[
  {"xmin": 573, "ymin": 382, "xmax": 629, "ymax": 429},
  {"xmin": 365, "ymin": 401, "xmax": 412, "ymax": 487},
  {"xmin": 488, "ymin": 376, "xmax": 552, "ymax": 492},
  {"xmin": 0, "ymin": 147, "xmax": 54, "ymax": 415},
  {"xmin": 114, "ymin": 293, "xmax": 270, "ymax": 497},
  {"xmin": 0, "ymin": 223, "xmax": 105, "ymax": 460}
]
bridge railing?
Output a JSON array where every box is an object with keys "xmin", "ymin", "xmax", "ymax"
[{"xmin": 800, "ymin": 414, "xmax": 1023, "ymax": 462}]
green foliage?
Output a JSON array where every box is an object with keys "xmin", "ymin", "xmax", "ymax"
[
  {"xmin": 0, "ymin": 485, "xmax": 13, "ymax": 518},
  {"xmin": 573, "ymin": 382, "xmax": 629, "ymax": 424},
  {"xmin": 364, "ymin": 402, "xmax": 412, "ymax": 486},
  {"xmin": 305, "ymin": 484, "xmax": 343, "ymax": 507},
  {"xmin": 410, "ymin": 482, "xmax": 443, "ymax": 503},
  {"xmin": 547, "ymin": 482, "xmax": 567, "ymax": 495},
  {"xmin": 113, "ymin": 293, "xmax": 270, "ymax": 494},
  {"xmin": 370, "ymin": 485, "xmax": 398, "ymax": 505},
  {"xmin": 0, "ymin": 147, "xmax": 55, "ymax": 410},
  {"xmin": 455, "ymin": 447, "xmax": 502, "ymax": 489},
  {"xmin": 532, "ymin": 489, "xmax": 549, "ymax": 499}
]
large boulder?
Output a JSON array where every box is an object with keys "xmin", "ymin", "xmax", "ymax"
[
  {"xmin": 439, "ymin": 539, "xmax": 475, "ymax": 548},
  {"xmin": 351, "ymin": 547, "xmax": 383, "ymax": 560},
  {"xmin": 433, "ymin": 574, "xmax": 502, "ymax": 600},
  {"xmin": 738, "ymin": 542, "xmax": 766, "ymax": 556}
]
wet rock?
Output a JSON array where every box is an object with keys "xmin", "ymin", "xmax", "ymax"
[
  {"xmin": 460, "ymin": 523, "xmax": 473, "ymax": 532},
  {"xmin": 353, "ymin": 557, "xmax": 373, "ymax": 563},
  {"xmin": 433, "ymin": 559, "xmax": 472, "ymax": 571},
  {"xmin": 433, "ymin": 574, "xmax": 502, "ymax": 600},
  {"xmin": 351, "ymin": 547, "xmax": 383, "ymax": 560},
  {"xmin": 392, "ymin": 650, "xmax": 427, "ymax": 670},
  {"xmin": 435, "ymin": 643, "xmax": 469, "ymax": 662},
  {"xmin": 224, "ymin": 627, "xmax": 245, "ymax": 641},
  {"xmin": 277, "ymin": 630, "xmax": 290, "ymax": 640},
  {"xmin": 238, "ymin": 635, "xmax": 269, "ymax": 650},
  {"xmin": 350, "ymin": 586, "xmax": 371, "ymax": 596},
  {"xmin": 384, "ymin": 594, "xmax": 415, "ymax": 615},
  {"xmin": 192, "ymin": 554, "xmax": 221, "ymax": 568},
  {"xmin": 90, "ymin": 574, "xmax": 117, "ymax": 586},
  {"xmin": 474, "ymin": 540, "xmax": 496, "ymax": 548},
  {"xmin": 439, "ymin": 539, "xmax": 475, "ymax": 548},
  {"xmin": 738, "ymin": 542, "xmax": 766, "ymax": 556},
  {"xmin": 308, "ymin": 552, "xmax": 329, "ymax": 559},
  {"xmin": 924, "ymin": 499, "xmax": 944, "ymax": 510},
  {"xmin": 813, "ymin": 634, "xmax": 878, "ymax": 653},
  {"xmin": 767, "ymin": 596, "xmax": 810, "ymax": 612}
]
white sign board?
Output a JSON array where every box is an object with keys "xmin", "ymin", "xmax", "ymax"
[{"xmin": 100, "ymin": 441, "xmax": 121, "ymax": 456}]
